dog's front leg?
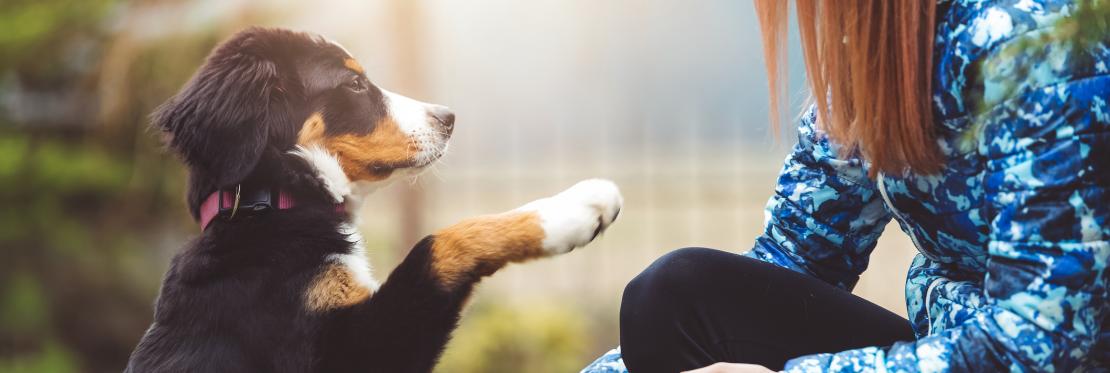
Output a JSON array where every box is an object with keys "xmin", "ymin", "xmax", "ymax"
[{"xmin": 319, "ymin": 179, "xmax": 621, "ymax": 373}]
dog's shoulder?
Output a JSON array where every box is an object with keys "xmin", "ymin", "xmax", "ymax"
[{"xmin": 131, "ymin": 225, "xmax": 350, "ymax": 372}]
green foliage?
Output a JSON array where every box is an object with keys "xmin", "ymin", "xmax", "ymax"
[
  {"xmin": 0, "ymin": 133, "xmax": 135, "ymax": 253},
  {"xmin": 0, "ymin": 272, "xmax": 48, "ymax": 334},
  {"xmin": 0, "ymin": 340, "xmax": 78, "ymax": 373},
  {"xmin": 0, "ymin": 1, "xmax": 201, "ymax": 371},
  {"xmin": 436, "ymin": 302, "xmax": 592, "ymax": 373},
  {"xmin": 0, "ymin": 0, "xmax": 118, "ymax": 81},
  {"xmin": 0, "ymin": 273, "xmax": 76, "ymax": 373},
  {"xmin": 0, "ymin": 131, "xmax": 168, "ymax": 371}
]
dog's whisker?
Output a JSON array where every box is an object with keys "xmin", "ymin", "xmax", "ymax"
[{"xmin": 427, "ymin": 164, "xmax": 446, "ymax": 181}]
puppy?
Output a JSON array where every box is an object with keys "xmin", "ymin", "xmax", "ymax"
[{"xmin": 125, "ymin": 27, "xmax": 622, "ymax": 373}]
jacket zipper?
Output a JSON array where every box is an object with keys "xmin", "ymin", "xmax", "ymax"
[
  {"xmin": 876, "ymin": 172, "xmax": 937, "ymax": 334},
  {"xmin": 876, "ymin": 173, "xmax": 927, "ymax": 252},
  {"xmin": 923, "ymin": 279, "xmax": 942, "ymax": 335}
]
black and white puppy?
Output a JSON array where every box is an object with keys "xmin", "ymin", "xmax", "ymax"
[{"xmin": 126, "ymin": 27, "xmax": 622, "ymax": 373}]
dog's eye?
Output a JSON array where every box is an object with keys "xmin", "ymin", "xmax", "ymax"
[{"xmin": 346, "ymin": 77, "xmax": 367, "ymax": 93}]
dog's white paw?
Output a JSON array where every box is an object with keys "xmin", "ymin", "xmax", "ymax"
[{"xmin": 515, "ymin": 179, "xmax": 623, "ymax": 255}]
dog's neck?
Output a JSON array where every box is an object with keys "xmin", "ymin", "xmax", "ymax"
[
  {"xmin": 187, "ymin": 144, "xmax": 409, "ymax": 230},
  {"xmin": 288, "ymin": 144, "xmax": 410, "ymax": 221},
  {"xmin": 197, "ymin": 187, "xmax": 346, "ymax": 230}
]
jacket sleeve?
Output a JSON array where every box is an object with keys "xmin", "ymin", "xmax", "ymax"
[
  {"xmin": 783, "ymin": 42, "xmax": 1110, "ymax": 372},
  {"xmin": 744, "ymin": 106, "xmax": 893, "ymax": 291}
]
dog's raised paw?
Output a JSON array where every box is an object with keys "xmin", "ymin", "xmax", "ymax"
[{"xmin": 515, "ymin": 179, "xmax": 623, "ymax": 255}]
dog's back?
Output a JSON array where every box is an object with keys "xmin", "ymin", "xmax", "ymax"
[{"xmin": 128, "ymin": 325, "xmax": 253, "ymax": 373}]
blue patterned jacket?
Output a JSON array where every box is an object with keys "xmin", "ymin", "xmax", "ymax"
[{"xmin": 583, "ymin": 0, "xmax": 1109, "ymax": 371}]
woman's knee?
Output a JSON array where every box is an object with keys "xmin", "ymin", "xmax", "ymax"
[
  {"xmin": 620, "ymin": 247, "xmax": 749, "ymax": 368},
  {"xmin": 622, "ymin": 247, "xmax": 726, "ymax": 310}
]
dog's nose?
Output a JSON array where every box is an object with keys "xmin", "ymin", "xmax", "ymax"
[{"xmin": 429, "ymin": 105, "xmax": 455, "ymax": 135}]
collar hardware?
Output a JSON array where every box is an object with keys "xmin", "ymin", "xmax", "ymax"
[
  {"xmin": 218, "ymin": 184, "xmax": 273, "ymax": 221},
  {"xmin": 198, "ymin": 186, "xmax": 344, "ymax": 231}
]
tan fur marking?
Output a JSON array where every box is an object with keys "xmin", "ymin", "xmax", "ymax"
[
  {"xmin": 305, "ymin": 263, "xmax": 372, "ymax": 312},
  {"xmin": 430, "ymin": 211, "xmax": 547, "ymax": 290},
  {"xmin": 344, "ymin": 58, "xmax": 365, "ymax": 74},
  {"xmin": 323, "ymin": 118, "xmax": 417, "ymax": 182},
  {"xmin": 298, "ymin": 112, "xmax": 327, "ymax": 145}
]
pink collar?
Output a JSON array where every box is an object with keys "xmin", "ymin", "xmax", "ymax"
[{"xmin": 198, "ymin": 188, "xmax": 342, "ymax": 230}]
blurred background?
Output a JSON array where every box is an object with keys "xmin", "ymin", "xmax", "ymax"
[{"xmin": 0, "ymin": 0, "xmax": 919, "ymax": 372}]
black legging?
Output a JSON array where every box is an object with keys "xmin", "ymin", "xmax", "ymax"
[{"xmin": 620, "ymin": 247, "xmax": 915, "ymax": 372}]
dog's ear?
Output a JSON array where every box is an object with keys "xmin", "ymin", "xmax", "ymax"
[{"xmin": 154, "ymin": 29, "xmax": 293, "ymax": 187}]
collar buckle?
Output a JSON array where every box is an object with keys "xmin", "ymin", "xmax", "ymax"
[{"xmin": 217, "ymin": 185, "xmax": 275, "ymax": 221}]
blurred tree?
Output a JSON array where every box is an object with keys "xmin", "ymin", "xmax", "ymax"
[
  {"xmin": 0, "ymin": 1, "xmax": 266, "ymax": 371},
  {"xmin": 385, "ymin": 0, "xmax": 431, "ymax": 253},
  {"xmin": 0, "ymin": 0, "xmax": 115, "ymax": 87}
]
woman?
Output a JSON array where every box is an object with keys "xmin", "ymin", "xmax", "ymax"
[{"xmin": 582, "ymin": 0, "xmax": 1108, "ymax": 372}]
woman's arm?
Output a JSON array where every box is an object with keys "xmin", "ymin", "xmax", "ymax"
[
  {"xmin": 783, "ymin": 31, "xmax": 1110, "ymax": 372},
  {"xmin": 745, "ymin": 106, "xmax": 893, "ymax": 291}
]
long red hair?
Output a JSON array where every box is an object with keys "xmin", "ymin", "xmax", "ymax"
[{"xmin": 754, "ymin": 0, "xmax": 942, "ymax": 175}]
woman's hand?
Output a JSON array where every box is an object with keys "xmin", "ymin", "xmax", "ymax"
[{"xmin": 682, "ymin": 362, "xmax": 776, "ymax": 373}]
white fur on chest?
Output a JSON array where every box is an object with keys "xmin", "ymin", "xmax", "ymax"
[
  {"xmin": 331, "ymin": 222, "xmax": 379, "ymax": 291},
  {"xmin": 291, "ymin": 145, "xmax": 382, "ymax": 291}
]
